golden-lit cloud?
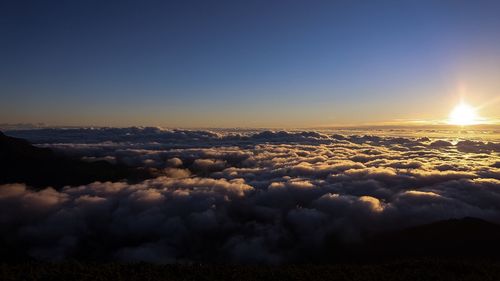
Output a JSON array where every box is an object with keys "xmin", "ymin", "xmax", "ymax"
[{"xmin": 0, "ymin": 128, "xmax": 498, "ymax": 263}]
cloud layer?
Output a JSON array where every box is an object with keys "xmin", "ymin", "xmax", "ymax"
[{"xmin": 1, "ymin": 128, "xmax": 499, "ymax": 263}]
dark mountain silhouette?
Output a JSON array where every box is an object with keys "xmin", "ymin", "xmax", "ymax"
[
  {"xmin": 0, "ymin": 131, "xmax": 151, "ymax": 189},
  {"xmin": 317, "ymin": 217, "xmax": 500, "ymax": 263},
  {"xmin": 349, "ymin": 217, "xmax": 500, "ymax": 261}
]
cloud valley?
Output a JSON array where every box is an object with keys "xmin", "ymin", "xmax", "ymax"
[{"xmin": 1, "ymin": 127, "xmax": 499, "ymax": 263}]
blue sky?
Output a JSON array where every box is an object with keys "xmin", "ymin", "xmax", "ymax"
[{"xmin": 1, "ymin": 0, "xmax": 499, "ymax": 127}]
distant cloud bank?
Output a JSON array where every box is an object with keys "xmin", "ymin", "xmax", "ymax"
[{"xmin": 1, "ymin": 127, "xmax": 499, "ymax": 263}]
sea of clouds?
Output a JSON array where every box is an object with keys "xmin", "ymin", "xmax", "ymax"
[{"xmin": 1, "ymin": 127, "xmax": 500, "ymax": 263}]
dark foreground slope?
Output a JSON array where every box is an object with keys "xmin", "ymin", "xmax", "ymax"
[
  {"xmin": 0, "ymin": 131, "xmax": 149, "ymax": 189},
  {"xmin": 2, "ymin": 215, "xmax": 500, "ymax": 264},
  {"xmin": 363, "ymin": 217, "xmax": 500, "ymax": 260},
  {"xmin": 2, "ymin": 259, "xmax": 500, "ymax": 281},
  {"xmin": 303, "ymin": 217, "xmax": 500, "ymax": 263}
]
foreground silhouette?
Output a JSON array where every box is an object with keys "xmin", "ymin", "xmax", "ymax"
[
  {"xmin": 1, "ymin": 259, "xmax": 500, "ymax": 281},
  {"xmin": 0, "ymin": 131, "xmax": 151, "ymax": 189}
]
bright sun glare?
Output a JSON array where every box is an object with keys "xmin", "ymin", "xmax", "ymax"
[{"xmin": 448, "ymin": 102, "xmax": 479, "ymax": 126}]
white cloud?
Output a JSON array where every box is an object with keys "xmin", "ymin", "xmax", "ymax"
[{"xmin": 1, "ymin": 127, "xmax": 499, "ymax": 263}]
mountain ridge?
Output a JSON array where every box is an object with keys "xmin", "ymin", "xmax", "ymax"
[{"xmin": 0, "ymin": 131, "xmax": 150, "ymax": 189}]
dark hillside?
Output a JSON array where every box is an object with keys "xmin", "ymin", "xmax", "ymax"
[{"xmin": 0, "ymin": 131, "xmax": 150, "ymax": 189}]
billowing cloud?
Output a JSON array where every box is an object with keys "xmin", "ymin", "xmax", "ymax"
[{"xmin": 1, "ymin": 128, "xmax": 499, "ymax": 263}]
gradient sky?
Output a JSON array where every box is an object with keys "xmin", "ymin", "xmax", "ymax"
[{"xmin": 1, "ymin": 0, "xmax": 500, "ymax": 128}]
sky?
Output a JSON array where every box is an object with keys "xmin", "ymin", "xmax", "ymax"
[{"xmin": 1, "ymin": 0, "xmax": 500, "ymax": 128}]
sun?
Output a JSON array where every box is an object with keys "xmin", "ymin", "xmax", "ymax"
[{"xmin": 448, "ymin": 102, "xmax": 479, "ymax": 126}]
